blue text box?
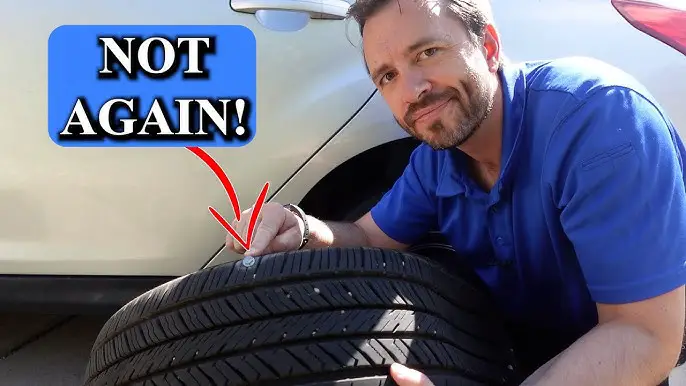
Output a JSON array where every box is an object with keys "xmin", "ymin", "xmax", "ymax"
[{"xmin": 48, "ymin": 25, "xmax": 256, "ymax": 147}]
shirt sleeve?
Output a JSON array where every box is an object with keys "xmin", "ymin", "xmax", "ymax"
[
  {"xmin": 370, "ymin": 144, "xmax": 438, "ymax": 245},
  {"xmin": 547, "ymin": 86, "xmax": 686, "ymax": 304}
]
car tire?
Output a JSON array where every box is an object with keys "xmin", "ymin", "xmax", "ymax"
[{"xmin": 82, "ymin": 247, "xmax": 517, "ymax": 386}]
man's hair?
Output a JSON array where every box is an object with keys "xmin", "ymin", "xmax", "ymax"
[{"xmin": 347, "ymin": 0, "xmax": 494, "ymax": 43}]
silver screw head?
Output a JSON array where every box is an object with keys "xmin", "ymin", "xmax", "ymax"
[{"xmin": 242, "ymin": 256, "xmax": 256, "ymax": 267}]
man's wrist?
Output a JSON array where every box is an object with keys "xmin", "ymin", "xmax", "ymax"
[
  {"xmin": 281, "ymin": 205, "xmax": 368, "ymax": 249},
  {"xmin": 306, "ymin": 215, "xmax": 335, "ymax": 248},
  {"xmin": 283, "ymin": 203, "xmax": 309, "ymax": 249}
]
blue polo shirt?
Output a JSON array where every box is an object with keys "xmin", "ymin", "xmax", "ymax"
[{"xmin": 370, "ymin": 56, "xmax": 686, "ymax": 341}]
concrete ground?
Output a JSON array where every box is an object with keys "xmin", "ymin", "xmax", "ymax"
[
  {"xmin": 0, "ymin": 313, "xmax": 110, "ymax": 385},
  {"xmin": 0, "ymin": 313, "xmax": 684, "ymax": 386}
]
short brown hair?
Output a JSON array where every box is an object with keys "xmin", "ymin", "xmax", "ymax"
[{"xmin": 347, "ymin": 0, "xmax": 493, "ymax": 42}]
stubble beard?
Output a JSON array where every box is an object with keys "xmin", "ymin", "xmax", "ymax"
[{"xmin": 399, "ymin": 78, "xmax": 495, "ymax": 151}]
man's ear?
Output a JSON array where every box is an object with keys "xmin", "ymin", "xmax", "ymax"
[{"xmin": 481, "ymin": 24, "xmax": 501, "ymax": 72}]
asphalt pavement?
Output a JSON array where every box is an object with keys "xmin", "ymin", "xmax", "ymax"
[
  {"xmin": 0, "ymin": 312, "xmax": 684, "ymax": 386},
  {"xmin": 0, "ymin": 313, "xmax": 109, "ymax": 385}
]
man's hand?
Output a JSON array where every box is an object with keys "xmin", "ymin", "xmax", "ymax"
[
  {"xmin": 389, "ymin": 363, "xmax": 435, "ymax": 386},
  {"xmin": 228, "ymin": 202, "xmax": 305, "ymax": 256},
  {"xmin": 228, "ymin": 201, "xmax": 409, "ymax": 256}
]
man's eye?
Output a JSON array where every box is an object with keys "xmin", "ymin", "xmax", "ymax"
[
  {"xmin": 380, "ymin": 72, "xmax": 395, "ymax": 85},
  {"xmin": 419, "ymin": 47, "xmax": 438, "ymax": 59}
]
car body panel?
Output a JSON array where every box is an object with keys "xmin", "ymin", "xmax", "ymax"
[
  {"xmin": 0, "ymin": 0, "xmax": 374, "ymax": 275},
  {"xmin": 494, "ymin": 0, "xmax": 685, "ymax": 132}
]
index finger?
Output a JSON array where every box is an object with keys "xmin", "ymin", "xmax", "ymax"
[{"xmin": 245, "ymin": 206, "xmax": 285, "ymax": 256}]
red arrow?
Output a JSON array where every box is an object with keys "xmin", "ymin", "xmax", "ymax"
[{"xmin": 186, "ymin": 146, "xmax": 270, "ymax": 251}]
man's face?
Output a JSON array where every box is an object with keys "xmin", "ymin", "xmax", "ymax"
[{"xmin": 362, "ymin": 0, "xmax": 499, "ymax": 150}]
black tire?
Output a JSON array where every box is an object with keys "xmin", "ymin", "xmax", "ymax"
[{"xmin": 83, "ymin": 247, "xmax": 517, "ymax": 386}]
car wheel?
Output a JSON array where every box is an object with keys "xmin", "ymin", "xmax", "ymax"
[{"xmin": 83, "ymin": 247, "xmax": 517, "ymax": 386}]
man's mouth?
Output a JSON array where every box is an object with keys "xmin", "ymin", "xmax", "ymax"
[{"xmin": 410, "ymin": 98, "xmax": 452, "ymax": 125}]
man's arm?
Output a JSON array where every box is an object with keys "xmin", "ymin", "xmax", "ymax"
[
  {"xmin": 304, "ymin": 144, "xmax": 439, "ymax": 251},
  {"xmin": 524, "ymin": 86, "xmax": 686, "ymax": 385},
  {"xmin": 302, "ymin": 212, "xmax": 410, "ymax": 250},
  {"xmin": 522, "ymin": 287, "xmax": 685, "ymax": 385}
]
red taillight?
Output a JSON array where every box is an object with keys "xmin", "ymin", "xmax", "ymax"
[{"xmin": 611, "ymin": 0, "xmax": 686, "ymax": 56}]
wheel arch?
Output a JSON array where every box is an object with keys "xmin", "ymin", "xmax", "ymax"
[{"xmin": 297, "ymin": 136, "xmax": 421, "ymax": 221}]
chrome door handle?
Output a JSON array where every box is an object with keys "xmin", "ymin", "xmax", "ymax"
[{"xmin": 232, "ymin": 0, "xmax": 350, "ymax": 20}]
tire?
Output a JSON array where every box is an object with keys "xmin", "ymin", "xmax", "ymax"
[
  {"xmin": 83, "ymin": 247, "xmax": 517, "ymax": 386},
  {"xmin": 340, "ymin": 192, "xmax": 488, "ymax": 292}
]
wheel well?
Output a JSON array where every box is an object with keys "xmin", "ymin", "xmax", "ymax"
[{"xmin": 298, "ymin": 137, "xmax": 421, "ymax": 221}]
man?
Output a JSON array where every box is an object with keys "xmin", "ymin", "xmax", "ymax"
[{"xmin": 229, "ymin": 0, "xmax": 686, "ymax": 384}]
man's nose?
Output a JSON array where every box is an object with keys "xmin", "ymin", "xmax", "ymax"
[{"xmin": 401, "ymin": 70, "xmax": 431, "ymax": 104}]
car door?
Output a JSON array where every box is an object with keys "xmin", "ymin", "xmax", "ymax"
[{"xmin": 0, "ymin": 0, "xmax": 375, "ymax": 275}]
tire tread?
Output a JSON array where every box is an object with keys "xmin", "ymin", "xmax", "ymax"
[{"xmin": 83, "ymin": 247, "xmax": 516, "ymax": 386}]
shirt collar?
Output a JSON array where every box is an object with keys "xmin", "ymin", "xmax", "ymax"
[{"xmin": 436, "ymin": 61, "xmax": 528, "ymax": 200}]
